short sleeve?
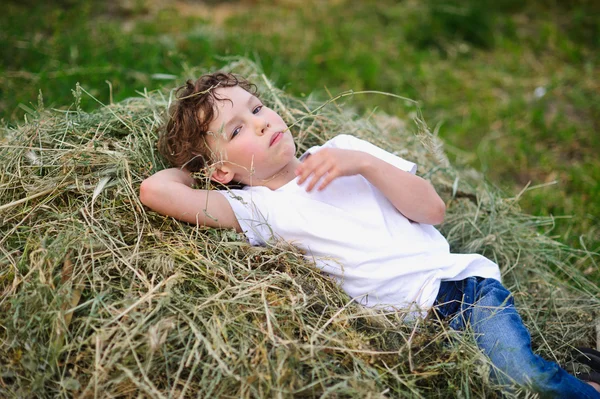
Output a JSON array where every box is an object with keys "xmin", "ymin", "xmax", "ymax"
[
  {"xmin": 336, "ymin": 134, "xmax": 417, "ymax": 174},
  {"xmin": 305, "ymin": 134, "xmax": 417, "ymax": 174},
  {"xmin": 219, "ymin": 188, "xmax": 274, "ymax": 246}
]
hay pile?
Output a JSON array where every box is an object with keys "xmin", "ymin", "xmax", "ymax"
[{"xmin": 1, "ymin": 59, "xmax": 598, "ymax": 398}]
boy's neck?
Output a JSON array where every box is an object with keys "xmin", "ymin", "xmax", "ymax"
[{"xmin": 249, "ymin": 157, "xmax": 302, "ymax": 190}]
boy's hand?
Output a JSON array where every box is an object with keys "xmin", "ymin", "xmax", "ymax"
[{"xmin": 295, "ymin": 148, "xmax": 369, "ymax": 192}]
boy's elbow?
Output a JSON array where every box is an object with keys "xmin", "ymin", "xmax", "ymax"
[
  {"xmin": 432, "ymin": 199, "xmax": 446, "ymax": 225},
  {"xmin": 139, "ymin": 178, "xmax": 156, "ymax": 208}
]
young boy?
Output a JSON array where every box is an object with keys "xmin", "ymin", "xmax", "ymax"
[{"xmin": 140, "ymin": 72, "xmax": 600, "ymax": 398}]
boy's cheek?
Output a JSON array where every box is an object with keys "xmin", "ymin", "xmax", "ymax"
[{"xmin": 235, "ymin": 146, "xmax": 264, "ymax": 165}]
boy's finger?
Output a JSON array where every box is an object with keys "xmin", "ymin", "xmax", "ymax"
[
  {"xmin": 296, "ymin": 171, "xmax": 307, "ymax": 184},
  {"xmin": 306, "ymin": 164, "xmax": 331, "ymax": 191},
  {"xmin": 306, "ymin": 171, "xmax": 324, "ymax": 191},
  {"xmin": 296, "ymin": 165, "xmax": 314, "ymax": 184},
  {"xmin": 306, "ymin": 177, "xmax": 318, "ymax": 192},
  {"xmin": 318, "ymin": 172, "xmax": 336, "ymax": 191}
]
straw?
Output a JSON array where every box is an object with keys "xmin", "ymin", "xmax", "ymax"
[{"xmin": 1, "ymin": 57, "xmax": 598, "ymax": 398}]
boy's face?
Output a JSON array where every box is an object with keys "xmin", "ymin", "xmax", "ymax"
[{"xmin": 205, "ymin": 86, "xmax": 298, "ymax": 187}]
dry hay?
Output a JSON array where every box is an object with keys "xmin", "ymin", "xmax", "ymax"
[{"xmin": 1, "ymin": 58, "xmax": 598, "ymax": 398}]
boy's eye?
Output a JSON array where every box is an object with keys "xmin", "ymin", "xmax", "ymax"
[
  {"xmin": 231, "ymin": 126, "xmax": 241, "ymax": 138},
  {"xmin": 252, "ymin": 105, "xmax": 263, "ymax": 114}
]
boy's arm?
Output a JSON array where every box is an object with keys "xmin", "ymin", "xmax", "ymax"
[
  {"xmin": 139, "ymin": 168, "xmax": 241, "ymax": 231},
  {"xmin": 295, "ymin": 149, "xmax": 446, "ymax": 225},
  {"xmin": 359, "ymin": 154, "xmax": 445, "ymax": 225}
]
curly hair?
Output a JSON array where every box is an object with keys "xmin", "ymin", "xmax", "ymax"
[{"xmin": 158, "ymin": 72, "xmax": 258, "ymax": 173}]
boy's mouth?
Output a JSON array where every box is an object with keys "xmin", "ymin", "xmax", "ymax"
[{"xmin": 269, "ymin": 131, "xmax": 283, "ymax": 146}]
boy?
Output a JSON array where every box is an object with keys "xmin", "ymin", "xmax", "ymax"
[{"xmin": 140, "ymin": 72, "xmax": 600, "ymax": 397}]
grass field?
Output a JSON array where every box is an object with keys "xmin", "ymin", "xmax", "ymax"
[{"xmin": 1, "ymin": 0, "xmax": 599, "ymax": 274}]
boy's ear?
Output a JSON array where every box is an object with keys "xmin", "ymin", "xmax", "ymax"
[{"xmin": 209, "ymin": 163, "xmax": 235, "ymax": 185}]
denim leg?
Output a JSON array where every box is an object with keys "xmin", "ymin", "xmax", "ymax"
[{"xmin": 434, "ymin": 277, "xmax": 600, "ymax": 399}]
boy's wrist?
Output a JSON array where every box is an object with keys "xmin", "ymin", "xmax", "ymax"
[{"xmin": 358, "ymin": 152, "xmax": 378, "ymax": 177}]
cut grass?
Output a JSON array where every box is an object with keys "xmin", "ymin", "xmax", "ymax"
[{"xmin": 1, "ymin": 58, "xmax": 599, "ymax": 397}]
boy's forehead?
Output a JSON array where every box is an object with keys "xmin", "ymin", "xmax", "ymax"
[
  {"xmin": 214, "ymin": 86, "xmax": 251, "ymax": 108},
  {"xmin": 211, "ymin": 86, "xmax": 252, "ymax": 121}
]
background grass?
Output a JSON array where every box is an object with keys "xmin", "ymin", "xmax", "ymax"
[{"xmin": 1, "ymin": 0, "xmax": 599, "ymax": 279}]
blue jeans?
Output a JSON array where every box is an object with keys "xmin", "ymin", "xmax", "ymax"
[{"xmin": 433, "ymin": 277, "xmax": 600, "ymax": 398}]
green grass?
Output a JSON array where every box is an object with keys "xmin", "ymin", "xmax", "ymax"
[{"xmin": 1, "ymin": 0, "xmax": 599, "ymax": 276}]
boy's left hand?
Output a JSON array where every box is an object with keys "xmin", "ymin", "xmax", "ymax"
[{"xmin": 295, "ymin": 148, "xmax": 368, "ymax": 192}]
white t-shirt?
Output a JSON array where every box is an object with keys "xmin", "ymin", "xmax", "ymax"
[{"xmin": 222, "ymin": 135, "xmax": 501, "ymax": 314}]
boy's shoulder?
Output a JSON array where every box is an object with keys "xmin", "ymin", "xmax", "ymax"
[
  {"xmin": 317, "ymin": 134, "xmax": 418, "ymax": 176},
  {"xmin": 325, "ymin": 134, "xmax": 362, "ymax": 147},
  {"xmin": 304, "ymin": 134, "xmax": 365, "ymax": 155}
]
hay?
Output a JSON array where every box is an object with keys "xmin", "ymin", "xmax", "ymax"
[{"xmin": 1, "ymin": 58, "xmax": 598, "ymax": 398}]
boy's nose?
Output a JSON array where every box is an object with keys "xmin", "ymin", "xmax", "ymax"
[{"xmin": 256, "ymin": 118, "xmax": 270, "ymax": 135}]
